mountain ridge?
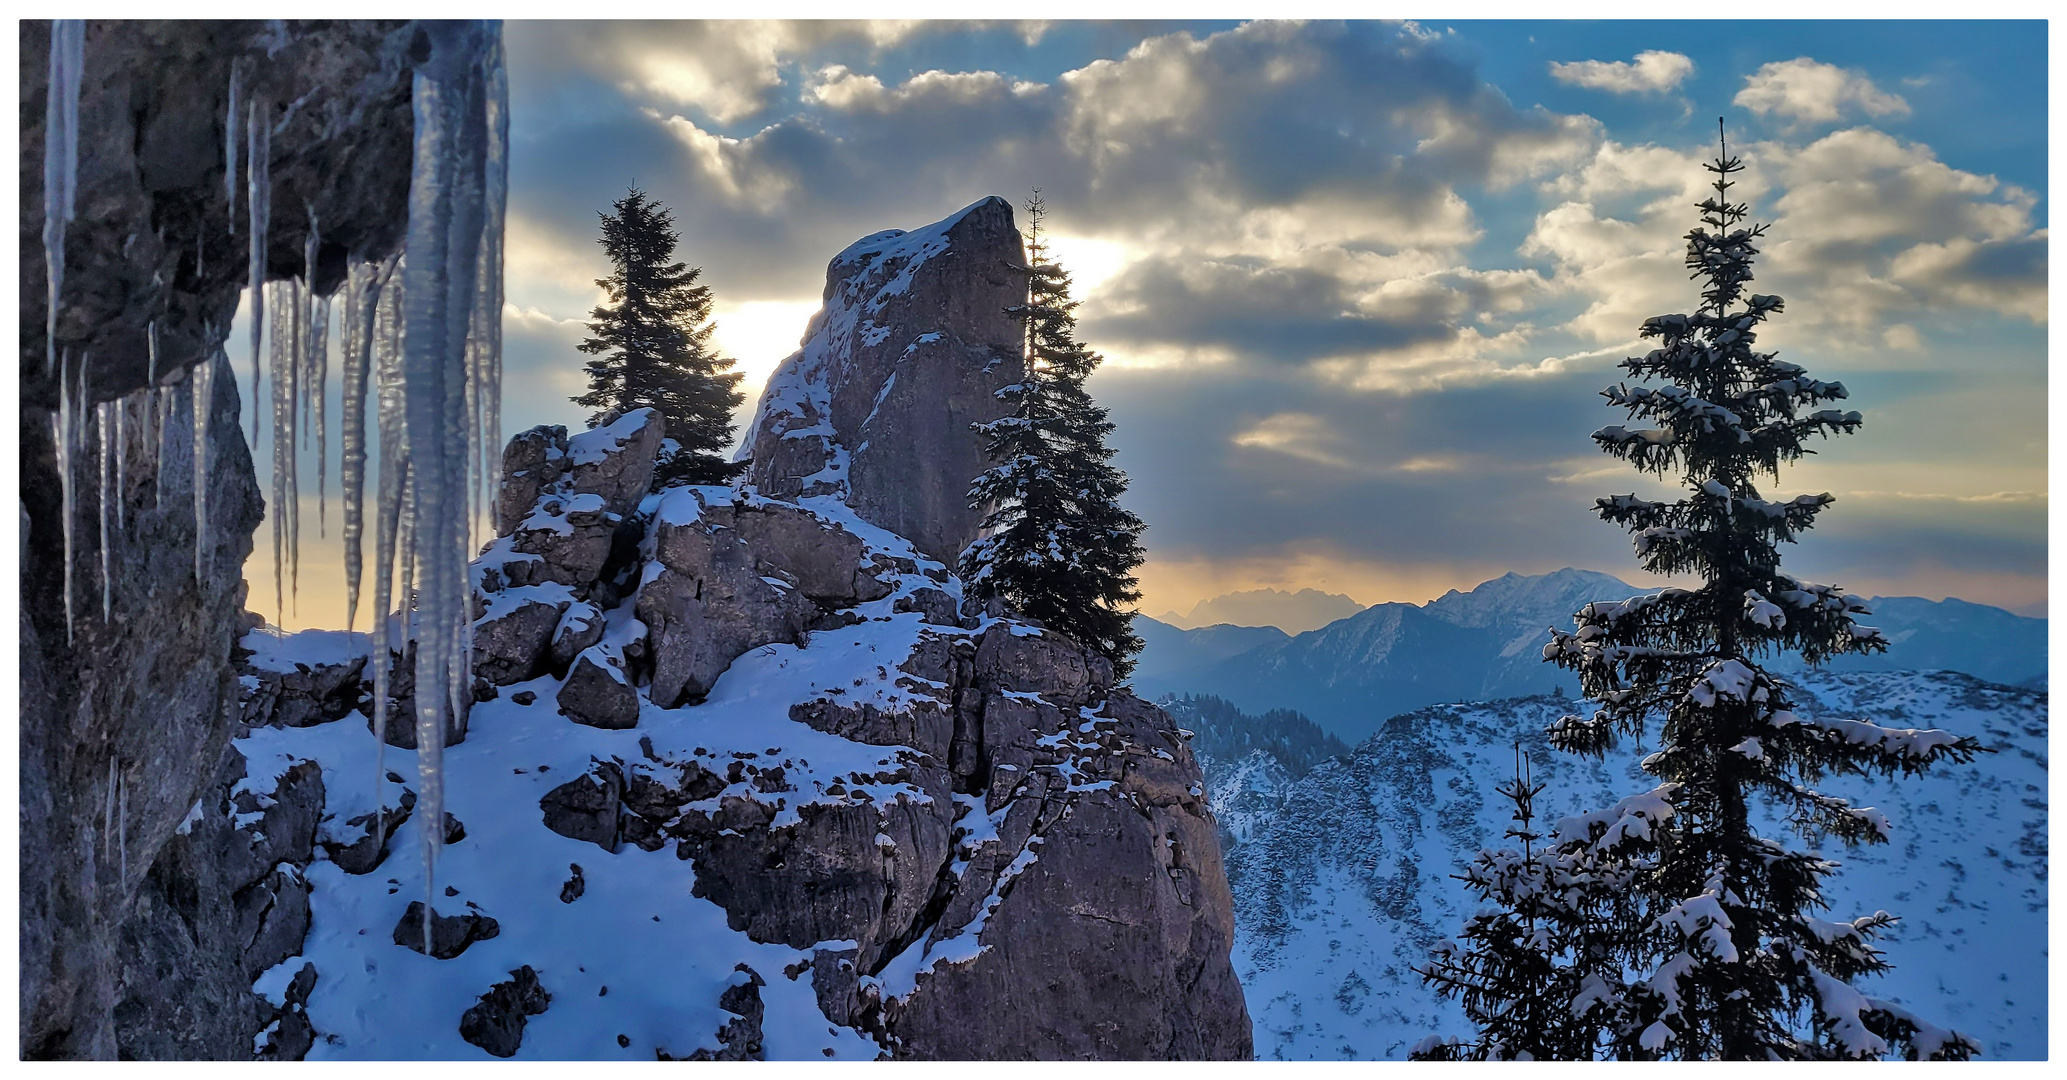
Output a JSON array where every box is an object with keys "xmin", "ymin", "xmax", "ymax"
[{"xmin": 1134, "ymin": 568, "xmax": 2047, "ymax": 743}]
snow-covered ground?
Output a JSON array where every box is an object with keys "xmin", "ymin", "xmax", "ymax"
[
  {"xmin": 235, "ymin": 503, "xmax": 984, "ymax": 1059},
  {"xmin": 1201, "ymin": 670, "xmax": 2048, "ymax": 1060}
]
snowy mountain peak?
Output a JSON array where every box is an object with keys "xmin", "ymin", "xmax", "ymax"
[{"xmin": 1423, "ymin": 567, "xmax": 1637, "ymax": 631}]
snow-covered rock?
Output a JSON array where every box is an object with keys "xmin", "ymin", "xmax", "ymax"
[
  {"xmin": 741, "ymin": 196, "xmax": 1025, "ymax": 564},
  {"xmin": 223, "ymin": 403, "xmax": 1251, "ymax": 1059}
]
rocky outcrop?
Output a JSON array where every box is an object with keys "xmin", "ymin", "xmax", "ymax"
[
  {"xmin": 459, "ymin": 966, "xmax": 551, "ymax": 1058},
  {"xmin": 742, "ymin": 197, "xmax": 1026, "ymax": 564},
  {"xmin": 19, "ymin": 19, "xmax": 425, "ymax": 1059},
  {"xmin": 393, "ymin": 902, "xmax": 502, "ymax": 960},
  {"xmin": 208, "ymin": 186, "xmax": 1248, "ymax": 1057}
]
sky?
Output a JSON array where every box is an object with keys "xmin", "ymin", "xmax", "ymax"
[{"xmin": 240, "ymin": 19, "xmax": 2049, "ymax": 629}]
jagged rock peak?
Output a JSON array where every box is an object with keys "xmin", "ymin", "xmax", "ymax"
[{"xmin": 742, "ymin": 196, "xmax": 1026, "ymax": 566}]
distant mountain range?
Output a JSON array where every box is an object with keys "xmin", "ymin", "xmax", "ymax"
[
  {"xmin": 1155, "ymin": 588, "xmax": 1366, "ymax": 634},
  {"xmin": 1136, "ymin": 568, "xmax": 2048, "ymax": 744}
]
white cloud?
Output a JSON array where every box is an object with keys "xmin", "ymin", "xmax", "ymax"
[
  {"xmin": 1763, "ymin": 128, "xmax": 2045, "ymax": 327},
  {"xmin": 1734, "ymin": 58, "xmax": 1910, "ymax": 127},
  {"xmin": 1525, "ymin": 127, "xmax": 2046, "ymax": 346},
  {"xmin": 511, "ymin": 21, "xmax": 923, "ymax": 125},
  {"xmin": 1549, "ymin": 50, "xmax": 1695, "ymax": 95}
]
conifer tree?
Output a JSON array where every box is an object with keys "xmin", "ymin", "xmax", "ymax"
[
  {"xmin": 1423, "ymin": 124, "xmax": 1982, "ymax": 1061},
  {"xmin": 575, "ymin": 186, "xmax": 746, "ymax": 488},
  {"xmin": 961, "ymin": 192, "xmax": 1147, "ymax": 675},
  {"xmin": 1414, "ymin": 747, "xmax": 1615, "ymax": 1061}
]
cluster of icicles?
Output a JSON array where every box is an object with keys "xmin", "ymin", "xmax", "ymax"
[{"xmin": 42, "ymin": 20, "xmax": 509, "ymax": 953}]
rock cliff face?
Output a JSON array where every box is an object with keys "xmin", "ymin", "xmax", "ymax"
[
  {"xmin": 742, "ymin": 197, "xmax": 1026, "ymax": 566},
  {"xmin": 229, "ymin": 403, "xmax": 1251, "ymax": 1058},
  {"xmin": 18, "ymin": 20, "xmax": 419, "ymax": 1060}
]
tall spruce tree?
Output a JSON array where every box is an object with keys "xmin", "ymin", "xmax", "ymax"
[
  {"xmin": 575, "ymin": 186, "xmax": 746, "ymax": 488},
  {"xmin": 1420, "ymin": 124, "xmax": 1982, "ymax": 1060},
  {"xmin": 961, "ymin": 192, "xmax": 1148, "ymax": 675}
]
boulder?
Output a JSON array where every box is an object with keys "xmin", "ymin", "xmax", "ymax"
[
  {"xmin": 240, "ymin": 652, "xmax": 369, "ymax": 729},
  {"xmin": 672, "ymin": 759, "xmax": 956, "ymax": 972},
  {"xmin": 235, "ymin": 864, "xmax": 312, "ymax": 981},
  {"xmin": 391, "ymin": 902, "xmax": 501, "ymax": 960},
  {"xmin": 556, "ymin": 645, "xmax": 641, "ymax": 730},
  {"xmin": 508, "ymin": 494, "xmax": 616, "ymax": 587},
  {"xmin": 459, "ymin": 965, "xmax": 551, "ymax": 1058},
  {"xmin": 319, "ymin": 796, "xmax": 414, "ymax": 876},
  {"xmin": 539, "ymin": 763, "xmax": 622, "ymax": 851},
  {"xmin": 683, "ymin": 966, "xmax": 765, "ymax": 1061},
  {"xmin": 495, "ymin": 426, "xmax": 568, "ymax": 537},
  {"xmin": 709, "ymin": 498, "xmax": 894, "ymax": 606},
  {"xmin": 894, "ymin": 587, "xmax": 962, "ymax": 627},
  {"xmin": 547, "ymin": 601, "xmax": 606, "ymax": 675},
  {"xmin": 565, "ymin": 408, "xmax": 664, "ymax": 516},
  {"xmin": 973, "ymin": 623, "xmax": 1097, "ymax": 708},
  {"xmin": 224, "ymin": 760, "xmax": 325, "ymax": 890},
  {"xmin": 637, "ymin": 510, "xmax": 820, "ymax": 706},
  {"xmin": 789, "ymin": 697, "xmax": 954, "ymax": 764},
  {"xmin": 472, "ymin": 591, "xmax": 571, "ymax": 686}
]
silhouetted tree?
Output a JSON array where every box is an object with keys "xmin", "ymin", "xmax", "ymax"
[
  {"xmin": 575, "ymin": 186, "xmax": 745, "ymax": 487},
  {"xmin": 961, "ymin": 192, "xmax": 1147, "ymax": 675}
]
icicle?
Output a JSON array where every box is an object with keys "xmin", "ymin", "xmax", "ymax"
[
  {"xmin": 225, "ymin": 59, "xmax": 240, "ymax": 236},
  {"xmin": 478, "ymin": 34, "xmax": 509, "ymax": 552},
  {"xmin": 194, "ymin": 345, "xmax": 217, "ymax": 584},
  {"xmin": 117, "ymin": 770, "xmax": 128, "ymax": 882},
  {"xmin": 301, "ymin": 222, "xmax": 318, "ymax": 448},
  {"xmin": 113, "ymin": 394, "xmax": 127, "ymax": 533},
  {"xmin": 97, "ymin": 400, "xmax": 112, "ymax": 622},
  {"xmin": 103, "ymin": 755, "xmax": 117, "ymax": 866},
  {"xmin": 268, "ymin": 281, "xmax": 292, "ymax": 628},
  {"xmin": 53, "ymin": 405, "xmax": 74, "ymax": 645},
  {"xmin": 43, "ymin": 20, "xmax": 84, "ymax": 379},
  {"xmin": 153, "ymin": 385, "xmax": 168, "ymax": 512},
  {"xmin": 398, "ymin": 21, "xmax": 504, "ymax": 949},
  {"xmin": 246, "ymin": 95, "xmax": 270, "ymax": 447},
  {"xmin": 288, "ymin": 264, "xmax": 310, "ymax": 619},
  {"xmin": 308, "ymin": 239, "xmax": 332, "ymax": 541},
  {"xmin": 341, "ymin": 256, "xmax": 396, "ymax": 631},
  {"xmin": 368, "ymin": 256, "xmax": 409, "ymax": 856}
]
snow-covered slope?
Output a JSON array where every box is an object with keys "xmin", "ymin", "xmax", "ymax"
[{"xmin": 1191, "ymin": 671, "xmax": 2048, "ymax": 1060}]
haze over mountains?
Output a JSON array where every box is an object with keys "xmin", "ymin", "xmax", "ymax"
[
  {"xmin": 1155, "ymin": 588, "xmax": 1365, "ymax": 634},
  {"xmin": 1138, "ymin": 569, "xmax": 2048, "ymax": 744}
]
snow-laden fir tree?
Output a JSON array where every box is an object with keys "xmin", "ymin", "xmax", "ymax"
[
  {"xmin": 574, "ymin": 186, "xmax": 746, "ymax": 487},
  {"xmin": 960, "ymin": 192, "xmax": 1147, "ymax": 675},
  {"xmin": 1423, "ymin": 124, "xmax": 1983, "ymax": 1061},
  {"xmin": 1414, "ymin": 747, "xmax": 1618, "ymax": 1061}
]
